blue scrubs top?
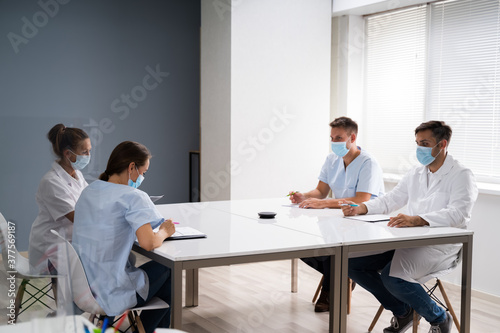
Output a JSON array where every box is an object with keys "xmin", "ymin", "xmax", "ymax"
[
  {"xmin": 318, "ymin": 149, "xmax": 384, "ymax": 199},
  {"xmin": 73, "ymin": 180, "xmax": 164, "ymax": 316}
]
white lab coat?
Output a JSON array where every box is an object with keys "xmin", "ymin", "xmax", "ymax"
[
  {"xmin": 29, "ymin": 162, "xmax": 87, "ymax": 272},
  {"xmin": 364, "ymin": 154, "xmax": 478, "ymax": 283}
]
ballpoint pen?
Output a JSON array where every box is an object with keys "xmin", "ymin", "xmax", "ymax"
[
  {"xmin": 340, "ymin": 203, "xmax": 359, "ymax": 207},
  {"xmin": 286, "ymin": 191, "xmax": 297, "ymax": 197}
]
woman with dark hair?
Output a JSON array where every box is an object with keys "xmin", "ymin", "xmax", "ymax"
[
  {"xmin": 29, "ymin": 123, "xmax": 91, "ymax": 272},
  {"xmin": 72, "ymin": 141, "xmax": 175, "ymax": 333}
]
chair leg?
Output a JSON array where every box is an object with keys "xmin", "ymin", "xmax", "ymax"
[
  {"xmin": 128, "ymin": 311, "xmax": 139, "ymax": 333},
  {"xmin": 368, "ymin": 304, "xmax": 384, "ymax": 332},
  {"xmin": 291, "ymin": 258, "xmax": 298, "ymax": 293},
  {"xmin": 19, "ymin": 281, "xmax": 55, "ymax": 313},
  {"xmin": 14, "ymin": 279, "xmax": 29, "ymax": 323},
  {"xmin": 51, "ymin": 278, "xmax": 58, "ymax": 306},
  {"xmin": 312, "ymin": 276, "xmax": 353, "ymax": 315},
  {"xmin": 134, "ymin": 310, "xmax": 146, "ymax": 333},
  {"xmin": 437, "ymin": 279, "xmax": 461, "ymax": 332},
  {"xmin": 347, "ymin": 278, "xmax": 352, "ymax": 315},
  {"xmin": 312, "ymin": 276, "xmax": 324, "ymax": 303},
  {"xmin": 412, "ymin": 310, "xmax": 420, "ymax": 332}
]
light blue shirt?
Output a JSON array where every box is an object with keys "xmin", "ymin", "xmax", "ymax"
[
  {"xmin": 318, "ymin": 149, "xmax": 384, "ymax": 199},
  {"xmin": 73, "ymin": 180, "xmax": 164, "ymax": 316}
]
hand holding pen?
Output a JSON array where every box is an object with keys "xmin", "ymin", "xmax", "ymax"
[
  {"xmin": 160, "ymin": 218, "xmax": 176, "ymax": 237},
  {"xmin": 287, "ymin": 191, "xmax": 305, "ymax": 204},
  {"xmin": 339, "ymin": 200, "xmax": 366, "ymax": 216}
]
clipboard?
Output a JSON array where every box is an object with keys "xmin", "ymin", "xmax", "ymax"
[
  {"xmin": 165, "ymin": 226, "xmax": 207, "ymax": 240},
  {"xmin": 344, "ymin": 214, "xmax": 391, "ymax": 222}
]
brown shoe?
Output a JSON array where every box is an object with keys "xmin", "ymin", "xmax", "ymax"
[{"xmin": 314, "ymin": 289, "xmax": 329, "ymax": 312}]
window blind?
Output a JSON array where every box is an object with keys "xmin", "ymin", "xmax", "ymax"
[
  {"xmin": 427, "ymin": 0, "xmax": 500, "ymax": 182},
  {"xmin": 363, "ymin": 0, "xmax": 500, "ymax": 183},
  {"xmin": 364, "ymin": 6, "xmax": 427, "ymax": 175}
]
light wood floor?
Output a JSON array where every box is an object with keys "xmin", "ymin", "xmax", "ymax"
[{"xmin": 2, "ymin": 254, "xmax": 499, "ymax": 332}]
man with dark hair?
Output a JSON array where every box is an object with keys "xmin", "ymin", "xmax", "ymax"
[
  {"xmin": 289, "ymin": 116, "xmax": 384, "ymax": 312},
  {"xmin": 289, "ymin": 116, "xmax": 384, "ymax": 209},
  {"xmin": 341, "ymin": 120, "xmax": 478, "ymax": 333},
  {"xmin": 414, "ymin": 120, "xmax": 452, "ymax": 143}
]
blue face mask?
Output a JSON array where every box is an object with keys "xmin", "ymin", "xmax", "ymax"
[
  {"xmin": 331, "ymin": 138, "xmax": 351, "ymax": 157},
  {"xmin": 416, "ymin": 141, "xmax": 442, "ymax": 166},
  {"xmin": 68, "ymin": 151, "xmax": 90, "ymax": 170},
  {"xmin": 128, "ymin": 167, "xmax": 145, "ymax": 188}
]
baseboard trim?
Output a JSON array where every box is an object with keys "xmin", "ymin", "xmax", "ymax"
[{"xmin": 439, "ymin": 279, "xmax": 500, "ymax": 303}]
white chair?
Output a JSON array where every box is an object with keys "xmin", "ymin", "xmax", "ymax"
[
  {"xmin": 50, "ymin": 230, "xmax": 169, "ymax": 333},
  {"xmin": 0, "ymin": 212, "xmax": 58, "ymax": 322}
]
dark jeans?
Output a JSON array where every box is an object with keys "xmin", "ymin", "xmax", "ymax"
[
  {"xmin": 136, "ymin": 261, "xmax": 172, "ymax": 333},
  {"xmin": 301, "ymin": 256, "xmax": 331, "ymax": 291},
  {"xmin": 348, "ymin": 250, "xmax": 446, "ymax": 324}
]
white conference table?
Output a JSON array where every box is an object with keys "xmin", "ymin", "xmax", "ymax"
[
  {"xmin": 132, "ymin": 201, "xmax": 343, "ymax": 332},
  {"xmin": 134, "ymin": 198, "xmax": 473, "ymax": 333},
  {"xmin": 207, "ymin": 198, "xmax": 473, "ymax": 333}
]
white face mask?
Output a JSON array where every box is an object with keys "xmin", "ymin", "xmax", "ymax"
[{"xmin": 68, "ymin": 150, "xmax": 90, "ymax": 170}]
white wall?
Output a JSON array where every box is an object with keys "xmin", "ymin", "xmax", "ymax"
[
  {"xmin": 200, "ymin": 0, "xmax": 232, "ymax": 201},
  {"xmin": 201, "ymin": 0, "xmax": 332, "ymax": 201},
  {"xmin": 230, "ymin": 0, "xmax": 332, "ymax": 199},
  {"xmin": 446, "ymin": 192, "xmax": 500, "ymax": 297},
  {"xmin": 331, "ymin": 15, "xmax": 365, "ymax": 125}
]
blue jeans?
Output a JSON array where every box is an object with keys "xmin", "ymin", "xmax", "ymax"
[
  {"xmin": 136, "ymin": 261, "xmax": 172, "ymax": 333},
  {"xmin": 348, "ymin": 250, "xmax": 446, "ymax": 324}
]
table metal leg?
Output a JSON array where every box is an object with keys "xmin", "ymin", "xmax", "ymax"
[
  {"xmin": 339, "ymin": 246, "xmax": 349, "ymax": 333},
  {"xmin": 171, "ymin": 262, "xmax": 183, "ymax": 329},
  {"xmin": 185, "ymin": 268, "xmax": 199, "ymax": 307},
  {"xmin": 291, "ymin": 258, "xmax": 298, "ymax": 293},
  {"xmin": 460, "ymin": 236, "xmax": 473, "ymax": 333},
  {"xmin": 329, "ymin": 250, "xmax": 341, "ymax": 333}
]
